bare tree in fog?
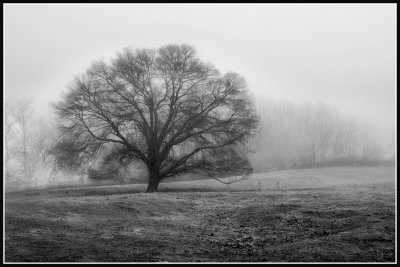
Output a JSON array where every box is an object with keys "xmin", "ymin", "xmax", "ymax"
[
  {"xmin": 4, "ymin": 99, "xmax": 34, "ymax": 183},
  {"xmin": 300, "ymin": 103, "xmax": 336, "ymax": 166},
  {"xmin": 54, "ymin": 44, "xmax": 258, "ymax": 192},
  {"xmin": 315, "ymin": 103, "xmax": 336, "ymax": 164},
  {"xmin": 4, "ymin": 101, "xmax": 18, "ymax": 182},
  {"xmin": 15, "ymin": 99, "xmax": 33, "ymax": 182},
  {"xmin": 333, "ymin": 118, "xmax": 360, "ymax": 165},
  {"xmin": 4, "ymin": 98, "xmax": 61, "ymax": 191},
  {"xmin": 257, "ymin": 100, "xmax": 295, "ymax": 170},
  {"xmin": 359, "ymin": 127, "xmax": 383, "ymax": 161}
]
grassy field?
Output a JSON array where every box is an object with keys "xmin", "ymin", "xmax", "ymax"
[{"xmin": 4, "ymin": 166, "xmax": 396, "ymax": 262}]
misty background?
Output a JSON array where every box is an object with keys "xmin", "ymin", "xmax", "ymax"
[{"xmin": 4, "ymin": 4, "xmax": 396, "ymax": 191}]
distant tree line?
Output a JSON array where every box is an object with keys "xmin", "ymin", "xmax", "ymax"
[
  {"xmin": 250, "ymin": 98, "xmax": 395, "ymax": 173},
  {"xmin": 4, "ymin": 99, "xmax": 56, "ymax": 191},
  {"xmin": 4, "ymin": 98, "xmax": 95, "ymax": 192}
]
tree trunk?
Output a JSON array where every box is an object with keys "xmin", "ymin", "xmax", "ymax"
[
  {"xmin": 146, "ymin": 179, "xmax": 160, "ymax": 193},
  {"xmin": 146, "ymin": 161, "xmax": 161, "ymax": 193}
]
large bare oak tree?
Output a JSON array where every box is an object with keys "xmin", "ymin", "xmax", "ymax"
[{"xmin": 54, "ymin": 44, "xmax": 258, "ymax": 192}]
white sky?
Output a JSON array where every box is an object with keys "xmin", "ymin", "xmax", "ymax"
[{"xmin": 4, "ymin": 4, "xmax": 396, "ymax": 132}]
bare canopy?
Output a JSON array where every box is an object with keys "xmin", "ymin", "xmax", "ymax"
[{"xmin": 54, "ymin": 44, "xmax": 258, "ymax": 192}]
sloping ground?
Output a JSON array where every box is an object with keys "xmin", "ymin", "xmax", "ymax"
[
  {"xmin": 5, "ymin": 166, "xmax": 396, "ymax": 262},
  {"xmin": 6, "ymin": 166, "xmax": 395, "ymax": 199}
]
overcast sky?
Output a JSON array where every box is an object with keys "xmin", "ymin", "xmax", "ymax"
[{"xmin": 4, "ymin": 4, "xmax": 396, "ymax": 132}]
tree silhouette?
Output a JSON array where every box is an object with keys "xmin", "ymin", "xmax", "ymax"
[{"xmin": 54, "ymin": 44, "xmax": 258, "ymax": 192}]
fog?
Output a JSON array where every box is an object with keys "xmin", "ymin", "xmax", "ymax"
[{"xmin": 4, "ymin": 4, "xmax": 396, "ymax": 191}]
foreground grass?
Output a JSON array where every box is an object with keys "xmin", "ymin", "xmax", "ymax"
[{"xmin": 5, "ymin": 166, "xmax": 396, "ymax": 262}]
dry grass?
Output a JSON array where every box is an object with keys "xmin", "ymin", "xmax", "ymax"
[{"xmin": 5, "ymin": 166, "xmax": 396, "ymax": 262}]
